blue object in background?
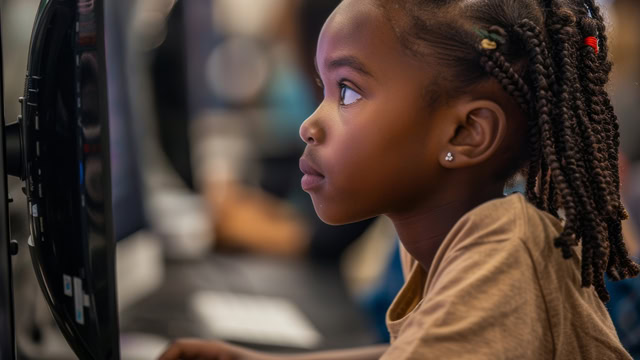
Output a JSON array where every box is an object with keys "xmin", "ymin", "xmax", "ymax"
[
  {"xmin": 607, "ymin": 276, "xmax": 640, "ymax": 359},
  {"xmin": 358, "ymin": 241, "xmax": 404, "ymax": 342}
]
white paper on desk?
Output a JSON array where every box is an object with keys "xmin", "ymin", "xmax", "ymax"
[{"xmin": 191, "ymin": 291, "xmax": 323, "ymax": 349}]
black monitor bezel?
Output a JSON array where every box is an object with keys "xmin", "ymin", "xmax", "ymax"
[{"xmin": 20, "ymin": 0, "xmax": 120, "ymax": 358}]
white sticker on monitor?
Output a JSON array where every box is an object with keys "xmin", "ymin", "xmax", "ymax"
[
  {"xmin": 63, "ymin": 275, "xmax": 72, "ymax": 296},
  {"xmin": 73, "ymin": 277, "xmax": 84, "ymax": 325},
  {"xmin": 31, "ymin": 204, "xmax": 38, "ymax": 217}
]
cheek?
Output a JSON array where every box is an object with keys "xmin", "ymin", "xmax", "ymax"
[
  {"xmin": 310, "ymin": 144, "xmax": 382, "ymax": 224},
  {"xmin": 311, "ymin": 105, "xmax": 435, "ymax": 223}
]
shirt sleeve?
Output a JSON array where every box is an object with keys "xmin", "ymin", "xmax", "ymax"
[{"xmin": 381, "ymin": 237, "xmax": 553, "ymax": 360}]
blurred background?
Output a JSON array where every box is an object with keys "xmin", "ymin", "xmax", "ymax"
[{"xmin": 1, "ymin": 0, "xmax": 639, "ymax": 359}]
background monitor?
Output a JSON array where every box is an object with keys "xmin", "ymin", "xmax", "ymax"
[{"xmin": 104, "ymin": 0, "xmax": 147, "ymax": 241}]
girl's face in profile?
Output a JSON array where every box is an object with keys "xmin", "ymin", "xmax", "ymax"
[{"xmin": 299, "ymin": 0, "xmax": 453, "ymax": 225}]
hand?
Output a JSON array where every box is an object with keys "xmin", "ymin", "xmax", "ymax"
[
  {"xmin": 159, "ymin": 339, "xmax": 389, "ymax": 360},
  {"xmin": 158, "ymin": 339, "xmax": 262, "ymax": 360}
]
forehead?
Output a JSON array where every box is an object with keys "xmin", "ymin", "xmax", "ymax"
[
  {"xmin": 322, "ymin": 0, "xmax": 381, "ymax": 38},
  {"xmin": 317, "ymin": 0, "xmax": 424, "ymax": 79}
]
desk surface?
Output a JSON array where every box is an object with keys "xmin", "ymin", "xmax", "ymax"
[{"xmin": 119, "ymin": 253, "xmax": 378, "ymax": 351}]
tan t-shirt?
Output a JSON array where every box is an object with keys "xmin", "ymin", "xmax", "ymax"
[{"xmin": 382, "ymin": 193, "xmax": 631, "ymax": 359}]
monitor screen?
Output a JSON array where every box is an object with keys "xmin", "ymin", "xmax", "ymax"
[{"xmin": 16, "ymin": 0, "xmax": 120, "ymax": 358}]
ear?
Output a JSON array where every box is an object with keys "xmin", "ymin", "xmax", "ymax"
[{"xmin": 439, "ymin": 100, "xmax": 507, "ymax": 169}]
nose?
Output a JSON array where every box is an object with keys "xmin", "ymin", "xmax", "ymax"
[{"xmin": 299, "ymin": 111, "xmax": 325, "ymax": 145}]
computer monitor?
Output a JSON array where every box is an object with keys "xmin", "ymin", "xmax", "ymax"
[{"xmin": 0, "ymin": 0, "xmax": 120, "ymax": 358}]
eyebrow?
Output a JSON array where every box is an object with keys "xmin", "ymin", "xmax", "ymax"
[{"xmin": 315, "ymin": 55, "xmax": 375, "ymax": 78}]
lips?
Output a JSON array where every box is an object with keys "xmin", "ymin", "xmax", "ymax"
[{"xmin": 299, "ymin": 157, "xmax": 325, "ymax": 191}]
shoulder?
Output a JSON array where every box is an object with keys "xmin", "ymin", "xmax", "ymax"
[
  {"xmin": 429, "ymin": 193, "xmax": 566, "ymax": 290},
  {"xmin": 443, "ymin": 193, "xmax": 563, "ymax": 254},
  {"xmin": 427, "ymin": 194, "xmax": 555, "ymax": 297}
]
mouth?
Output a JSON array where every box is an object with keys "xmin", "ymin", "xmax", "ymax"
[{"xmin": 299, "ymin": 157, "xmax": 325, "ymax": 191}]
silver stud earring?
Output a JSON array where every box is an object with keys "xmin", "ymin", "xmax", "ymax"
[{"xmin": 445, "ymin": 152, "xmax": 454, "ymax": 162}]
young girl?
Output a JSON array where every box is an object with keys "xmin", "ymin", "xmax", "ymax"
[{"xmin": 159, "ymin": 0, "xmax": 638, "ymax": 358}]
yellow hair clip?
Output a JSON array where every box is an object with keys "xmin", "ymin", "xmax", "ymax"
[
  {"xmin": 480, "ymin": 39, "xmax": 497, "ymax": 50},
  {"xmin": 475, "ymin": 28, "xmax": 503, "ymax": 50}
]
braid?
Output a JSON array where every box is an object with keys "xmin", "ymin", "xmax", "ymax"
[
  {"xmin": 575, "ymin": 37, "xmax": 617, "ymax": 218},
  {"xmin": 513, "ymin": 19, "xmax": 584, "ymax": 262},
  {"xmin": 575, "ymin": 2, "xmax": 640, "ymax": 284},
  {"xmin": 582, "ymin": 1, "xmax": 630, "ymax": 223},
  {"xmin": 544, "ymin": 4, "xmax": 607, "ymax": 270},
  {"xmin": 547, "ymin": 174, "xmax": 558, "ymax": 218},
  {"xmin": 583, "ymin": 0, "xmax": 612, "ymax": 70},
  {"xmin": 580, "ymin": 1, "xmax": 627, "ymax": 222},
  {"xmin": 477, "ymin": 42, "xmax": 543, "ymax": 204},
  {"xmin": 478, "ymin": 48, "xmax": 531, "ymax": 111},
  {"xmin": 537, "ymin": 157, "xmax": 549, "ymax": 210},
  {"xmin": 525, "ymin": 134, "xmax": 542, "ymax": 205}
]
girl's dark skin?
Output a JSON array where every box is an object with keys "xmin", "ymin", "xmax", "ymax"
[{"xmin": 159, "ymin": 0, "xmax": 527, "ymax": 359}]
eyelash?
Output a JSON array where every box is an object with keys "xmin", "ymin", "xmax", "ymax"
[
  {"xmin": 314, "ymin": 77, "xmax": 362, "ymax": 106},
  {"xmin": 338, "ymin": 81, "xmax": 362, "ymax": 106}
]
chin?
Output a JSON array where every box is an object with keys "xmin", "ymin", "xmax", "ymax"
[
  {"xmin": 312, "ymin": 199, "xmax": 375, "ymax": 226},
  {"xmin": 316, "ymin": 213, "xmax": 348, "ymax": 226},
  {"xmin": 312, "ymin": 201, "xmax": 343, "ymax": 225}
]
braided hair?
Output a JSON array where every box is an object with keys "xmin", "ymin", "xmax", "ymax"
[{"xmin": 375, "ymin": 0, "xmax": 639, "ymax": 302}]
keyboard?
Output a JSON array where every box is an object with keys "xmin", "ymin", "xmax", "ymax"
[{"xmin": 191, "ymin": 291, "xmax": 323, "ymax": 349}]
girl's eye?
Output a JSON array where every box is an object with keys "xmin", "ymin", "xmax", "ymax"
[{"xmin": 339, "ymin": 84, "xmax": 362, "ymax": 106}]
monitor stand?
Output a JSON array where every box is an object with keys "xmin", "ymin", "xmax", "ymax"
[{"xmin": 0, "ymin": 10, "xmax": 18, "ymax": 359}]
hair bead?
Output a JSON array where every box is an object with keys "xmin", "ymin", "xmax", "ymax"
[{"xmin": 584, "ymin": 36, "xmax": 599, "ymax": 54}]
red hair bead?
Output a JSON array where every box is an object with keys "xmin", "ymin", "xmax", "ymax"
[{"xmin": 584, "ymin": 36, "xmax": 599, "ymax": 55}]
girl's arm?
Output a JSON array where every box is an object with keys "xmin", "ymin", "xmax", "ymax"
[
  {"xmin": 158, "ymin": 339, "xmax": 388, "ymax": 360},
  {"xmin": 277, "ymin": 345, "xmax": 389, "ymax": 360}
]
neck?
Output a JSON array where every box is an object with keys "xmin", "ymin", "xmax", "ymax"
[{"xmin": 388, "ymin": 183, "xmax": 505, "ymax": 271}]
